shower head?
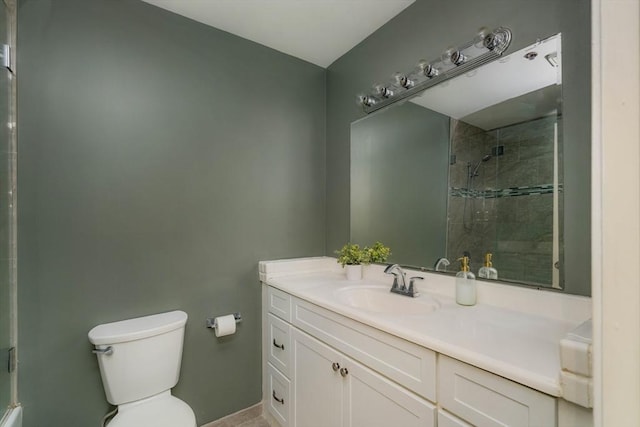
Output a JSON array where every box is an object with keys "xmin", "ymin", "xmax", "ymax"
[{"xmin": 470, "ymin": 154, "xmax": 492, "ymax": 177}]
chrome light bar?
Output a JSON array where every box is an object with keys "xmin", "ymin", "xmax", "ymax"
[{"xmin": 358, "ymin": 27, "xmax": 512, "ymax": 114}]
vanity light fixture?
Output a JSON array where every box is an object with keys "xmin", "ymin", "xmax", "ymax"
[{"xmin": 357, "ymin": 27, "xmax": 512, "ymax": 113}]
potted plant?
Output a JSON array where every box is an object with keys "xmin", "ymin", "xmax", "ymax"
[
  {"xmin": 364, "ymin": 241, "xmax": 391, "ymax": 264},
  {"xmin": 335, "ymin": 242, "xmax": 392, "ymax": 280},
  {"xmin": 335, "ymin": 243, "xmax": 366, "ymax": 280}
]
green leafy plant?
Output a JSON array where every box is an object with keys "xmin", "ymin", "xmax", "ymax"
[
  {"xmin": 335, "ymin": 243, "xmax": 365, "ymax": 266},
  {"xmin": 335, "ymin": 241, "xmax": 392, "ymax": 267},
  {"xmin": 364, "ymin": 241, "xmax": 391, "ymax": 264}
]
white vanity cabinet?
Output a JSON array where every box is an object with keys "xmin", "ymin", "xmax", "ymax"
[
  {"xmin": 264, "ymin": 285, "xmax": 435, "ymax": 427},
  {"xmin": 262, "ymin": 284, "xmax": 558, "ymax": 427},
  {"xmin": 293, "ymin": 327, "xmax": 436, "ymax": 427},
  {"xmin": 438, "ymin": 355, "xmax": 556, "ymax": 427}
]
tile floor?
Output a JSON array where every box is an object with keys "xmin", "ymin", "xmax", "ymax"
[
  {"xmin": 203, "ymin": 402, "xmax": 273, "ymax": 427},
  {"xmin": 235, "ymin": 415, "xmax": 271, "ymax": 427}
]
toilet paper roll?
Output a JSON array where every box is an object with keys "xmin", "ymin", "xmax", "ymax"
[{"xmin": 214, "ymin": 314, "xmax": 236, "ymax": 337}]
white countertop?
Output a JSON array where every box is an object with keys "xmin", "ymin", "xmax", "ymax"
[{"xmin": 260, "ymin": 257, "xmax": 592, "ymax": 397}]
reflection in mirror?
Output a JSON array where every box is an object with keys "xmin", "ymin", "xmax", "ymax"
[{"xmin": 351, "ymin": 34, "xmax": 563, "ymax": 289}]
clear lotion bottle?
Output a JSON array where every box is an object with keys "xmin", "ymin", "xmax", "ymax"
[{"xmin": 456, "ymin": 256, "xmax": 476, "ymax": 306}]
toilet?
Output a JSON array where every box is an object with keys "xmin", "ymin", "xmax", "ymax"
[{"xmin": 88, "ymin": 310, "xmax": 196, "ymax": 427}]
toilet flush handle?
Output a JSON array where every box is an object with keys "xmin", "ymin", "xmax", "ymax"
[{"xmin": 92, "ymin": 346, "xmax": 113, "ymax": 356}]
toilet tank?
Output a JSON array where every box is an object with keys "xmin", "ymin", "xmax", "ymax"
[{"xmin": 88, "ymin": 310, "xmax": 188, "ymax": 405}]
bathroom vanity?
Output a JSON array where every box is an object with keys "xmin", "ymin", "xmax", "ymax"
[{"xmin": 260, "ymin": 257, "xmax": 593, "ymax": 427}]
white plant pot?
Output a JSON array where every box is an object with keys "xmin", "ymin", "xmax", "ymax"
[{"xmin": 345, "ymin": 264, "xmax": 362, "ymax": 281}]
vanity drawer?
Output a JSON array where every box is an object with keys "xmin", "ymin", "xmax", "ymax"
[
  {"xmin": 268, "ymin": 286, "xmax": 292, "ymax": 322},
  {"xmin": 438, "ymin": 355, "xmax": 556, "ymax": 427},
  {"xmin": 268, "ymin": 313, "xmax": 291, "ymax": 376},
  {"xmin": 292, "ymin": 297, "xmax": 436, "ymax": 401},
  {"xmin": 267, "ymin": 362, "xmax": 291, "ymax": 427}
]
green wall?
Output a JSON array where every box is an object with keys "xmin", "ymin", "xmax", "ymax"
[
  {"xmin": 17, "ymin": 0, "xmax": 325, "ymax": 425},
  {"xmin": 15, "ymin": 0, "xmax": 592, "ymax": 424},
  {"xmin": 351, "ymin": 102, "xmax": 449, "ymax": 267},
  {"xmin": 326, "ymin": 0, "xmax": 591, "ymax": 296}
]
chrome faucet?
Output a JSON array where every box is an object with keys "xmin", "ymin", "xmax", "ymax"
[
  {"xmin": 434, "ymin": 257, "xmax": 450, "ymax": 272},
  {"xmin": 384, "ymin": 264, "xmax": 422, "ymax": 297}
]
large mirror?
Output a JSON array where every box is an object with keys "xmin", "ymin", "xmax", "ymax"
[{"xmin": 351, "ymin": 34, "xmax": 566, "ymax": 289}]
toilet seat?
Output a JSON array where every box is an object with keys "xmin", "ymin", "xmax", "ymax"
[{"xmin": 107, "ymin": 391, "xmax": 196, "ymax": 427}]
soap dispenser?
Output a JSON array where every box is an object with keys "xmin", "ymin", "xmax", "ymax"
[
  {"xmin": 456, "ymin": 255, "xmax": 476, "ymax": 306},
  {"xmin": 478, "ymin": 252, "xmax": 498, "ymax": 280}
]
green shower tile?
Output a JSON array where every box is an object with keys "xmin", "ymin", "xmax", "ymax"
[
  {"xmin": 519, "ymin": 137, "xmax": 554, "ymax": 162},
  {"xmin": 497, "ymin": 159, "xmax": 538, "ymax": 188},
  {"xmin": 447, "ymin": 196, "xmax": 466, "ymax": 224}
]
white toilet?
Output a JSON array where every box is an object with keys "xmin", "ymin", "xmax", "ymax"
[{"xmin": 88, "ymin": 310, "xmax": 197, "ymax": 427}]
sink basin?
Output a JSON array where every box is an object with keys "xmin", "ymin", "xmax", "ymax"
[{"xmin": 334, "ymin": 285, "xmax": 440, "ymax": 315}]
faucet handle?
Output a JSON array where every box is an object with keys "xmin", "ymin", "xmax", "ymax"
[{"xmin": 408, "ymin": 276, "xmax": 423, "ymax": 296}]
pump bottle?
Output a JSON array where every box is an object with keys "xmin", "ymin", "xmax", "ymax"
[
  {"xmin": 478, "ymin": 252, "xmax": 498, "ymax": 280},
  {"xmin": 456, "ymin": 255, "xmax": 476, "ymax": 306}
]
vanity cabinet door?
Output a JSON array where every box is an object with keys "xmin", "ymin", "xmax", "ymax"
[
  {"xmin": 292, "ymin": 328, "xmax": 345, "ymax": 427},
  {"xmin": 292, "ymin": 327, "xmax": 435, "ymax": 427},
  {"xmin": 438, "ymin": 410, "xmax": 473, "ymax": 427},
  {"xmin": 344, "ymin": 356, "xmax": 436, "ymax": 427}
]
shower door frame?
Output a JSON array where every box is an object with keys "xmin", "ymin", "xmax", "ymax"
[{"xmin": 0, "ymin": 0, "xmax": 18, "ymax": 422}]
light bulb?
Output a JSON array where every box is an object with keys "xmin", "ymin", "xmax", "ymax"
[
  {"xmin": 418, "ymin": 60, "xmax": 439, "ymax": 78},
  {"xmin": 393, "ymin": 72, "xmax": 414, "ymax": 89},
  {"xmin": 357, "ymin": 94, "xmax": 376, "ymax": 107},
  {"xmin": 473, "ymin": 27, "xmax": 489, "ymax": 48},
  {"xmin": 450, "ymin": 50, "xmax": 467, "ymax": 66},
  {"xmin": 374, "ymin": 84, "xmax": 394, "ymax": 98},
  {"xmin": 484, "ymin": 30, "xmax": 506, "ymax": 51}
]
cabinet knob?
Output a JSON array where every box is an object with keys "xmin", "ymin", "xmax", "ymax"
[
  {"xmin": 332, "ymin": 362, "xmax": 340, "ymax": 371},
  {"xmin": 272, "ymin": 390, "xmax": 285, "ymax": 405},
  {"xmin": 340, "ymin": 367, "xmax": 349, "ymax": 377},
  {"xmin": 273, "ymin": 339, "xmax": 285, "ymax": 350}
]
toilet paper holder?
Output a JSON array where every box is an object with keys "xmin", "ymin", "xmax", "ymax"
[{"xmin": 206, "ymin": 312, "xmax": 242, "ymax": 329}]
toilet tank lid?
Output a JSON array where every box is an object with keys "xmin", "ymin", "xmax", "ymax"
[{"xmin": 88, "ymin": 310, "xmax": 187, "ymax": 345}]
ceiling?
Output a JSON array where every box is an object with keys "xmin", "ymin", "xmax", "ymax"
[{"xmin": 140, "ymin": 0, "xmax": 415, "ymax": 68}]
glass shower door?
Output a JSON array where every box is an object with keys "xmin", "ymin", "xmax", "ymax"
[{"xmin": 0, "ymin": 0, "xmax": 16, "ymax": 420}]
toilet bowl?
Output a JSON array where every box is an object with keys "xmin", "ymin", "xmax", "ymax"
[
  {"xmin": 106, "ymin": 391, "xmax": 195, "ymax": 427},
  {"xmin": 89, "ymin": 310, "xmax": 196, "ymax": 427}
]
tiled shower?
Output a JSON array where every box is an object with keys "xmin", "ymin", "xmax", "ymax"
[{"xmin": 446, "ymin": 115, "xmax": 562, "ymax": 286}]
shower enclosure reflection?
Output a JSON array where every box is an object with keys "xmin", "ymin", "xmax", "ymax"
[{"xmin": 446, "ymin": 115, "xmax": 562, "ymax": 287}]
